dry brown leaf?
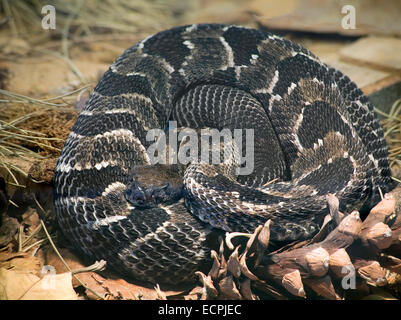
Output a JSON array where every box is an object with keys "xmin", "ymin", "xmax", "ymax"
[
  {"xmin": 45, "ymin": 247, "xmax": 187, "ymax": 300},
  {"xmin": 101, "ymin": 278, "xmax": 144, "ymax": 300},
  {"xmin": 20, "ymin": 272, "xmax": 78, "ymax": 300},
  {"xmin": 21, "ymin": 208, "xmax": 41, "ymax": 232},
  {"xmin": 0, "ymin": 254, "xmax": 42, "ymax": 276},
  {"xmin": 0, "ymin": 268, "xmax": 40, "ymax": 300},
  {"xmin": 45, "ymin": 247, "xmax": 86, "ymax": 287},
  {"xmin": 45, "ymin": 247, "xmax": 86, "ymax": 273},
  {"xmin": 0, "ymin": 251, "xmax": 28, "ymax": 263},
  {"xmin": 0, "ymin": 216, "xmax": 19, "ymax": 247},
  {"xmin": 0, "ymin": 268, "xmax": 77, "ymax": 300},
  {"xmin": 76, "ymin": 271, "xmax": 163, "ymax": 300}
]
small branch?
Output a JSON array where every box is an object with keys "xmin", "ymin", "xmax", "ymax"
[{"xmin": 71, "ymin": 260, "xmax": 107, "ymax": 275}]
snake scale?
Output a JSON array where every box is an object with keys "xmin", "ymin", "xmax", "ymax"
[{"xmin": 54, "ymin": 24, "xmax": 392, "ymax": 284}]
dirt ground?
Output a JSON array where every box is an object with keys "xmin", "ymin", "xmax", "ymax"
[{"xmin": 0, "ymin": 0, "xmax": 400, "ymax": 300}]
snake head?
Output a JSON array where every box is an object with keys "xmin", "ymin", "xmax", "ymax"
[{"xmin": 125, "ymin": 181, "xmax": 183, "ymax": 208}]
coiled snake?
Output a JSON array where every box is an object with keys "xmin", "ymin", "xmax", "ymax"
[{"xmin": 54, "ymin": 24, "xmax": 392, "ymax": 284}]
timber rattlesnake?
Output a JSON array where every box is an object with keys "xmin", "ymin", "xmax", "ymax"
[{"xmin": 54, "ymin": 24, "xmax": 392, "ymax": 284}]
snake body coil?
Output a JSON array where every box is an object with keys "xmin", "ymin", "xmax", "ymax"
[{"xmin": 54, "ymin": 24, "xmax": 391, "ymax": 284}]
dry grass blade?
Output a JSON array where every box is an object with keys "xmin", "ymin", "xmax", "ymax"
[
  {"xmin": 0, "ymin": 0, "xmax": 191, "ymax": 41},
  {"xmin": 0, "ymin": 88, "xmax": 83, "ymax": 186},
  {"xmin": 0, "ymin": 88, "xmax": 88, "ymax": 109},
  {"xmin": 377, "ymin": 99, "xmax": 401, "ymax": 181},
  {"xmin": 39, "ymin": 219, "xmax": 105, "ymax": 300},
  {"xmin": 0, "ymin": 115, "xmax": 56, "ymax": 186}
]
